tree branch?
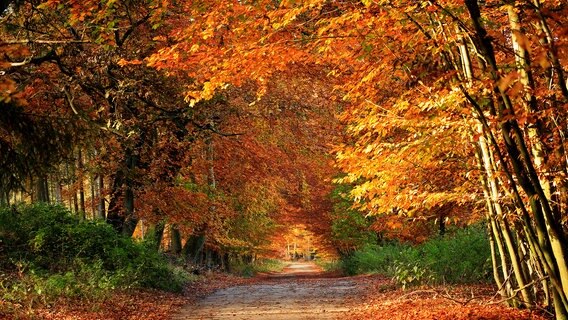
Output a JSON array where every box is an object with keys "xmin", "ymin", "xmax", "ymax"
[
  {"xmin": 5, "ymin": 49, "xmax": 56, "ymax": 67},
  {"xmin": 0, "ymin": 39, "xmax": 90, "ymax": 45},
  {"xmin": 63, "ymin": 86, "xmax": 124, "ymax": 138}
]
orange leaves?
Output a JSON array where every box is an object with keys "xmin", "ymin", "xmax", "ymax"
[
  {"xmin": 137, "ymin": 185, "xmax": 211, "ymax": 225},
  {"xmin": 334, "ymin": 72, "xmax": 478, "ymax": 235},
  {"xmin": 5, "ymin": 289, "xmax": 187, "ymax": 320},
  {"xmin": 497, "ymin": 71, "xmax": 519, "ymax": 93},
  {"xmin": 348, "ymin": 277, "xmax": 549, "ymax": 320},
  {"xmin": 117, "ymin": 58, "xmax": 144, "ymax": 67},
  {"xmin": 145, "ymin": 0, "xmax": 329, "ymax": 104}
]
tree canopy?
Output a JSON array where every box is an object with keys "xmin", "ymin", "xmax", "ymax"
[{"xmin": 2, "ymin": 0, "xmax": 568, "ymax": 317}]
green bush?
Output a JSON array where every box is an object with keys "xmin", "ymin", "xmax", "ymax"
[
  {"xmin": 341, "ymin": 242, "xmax": 411, "ymax": 275},
  {"xmin": 340, "ymin": 224, "xmax": 492, "ymax": 286},
  {"xmin": 329, "ymin": 183, "xmax": 378, "ymax": 256},
  {"xmin": 0, "ymin": 203, "xmax": 189, "ymax": 306},
  {"xmin": 314, "ymin": 259, "xmax": 342, "ymax": 272},
  {"xmin": 417, "ymin": 225, "xmax": 492, "ymax": 284},
  {"xmin": 391, "ymin": 261, "xmax": 435, "ymax": 289},
  {"xmin": 253, "ymin": 259, "xmax": 286, "ymax": 273},
  {"xmin": 229, "ymin": 258, "xmax": 286, "ymax": 277}
]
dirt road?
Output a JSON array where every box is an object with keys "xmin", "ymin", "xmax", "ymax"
[
  {"xmin": 173, "ymin": 262, "xmax": 359, "ymax": 320},
  {"xmin": 172, "ymin": 262, "xmax": 548, "ymax": 320}
]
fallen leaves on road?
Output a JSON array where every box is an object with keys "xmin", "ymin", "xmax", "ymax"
[
  {"xmin": 1, "ymin": 271, "xmax": 553, "ymax": 319},
  {"xmin": 1, "ymin": 289, "xmax": 185, "ymax": 320},
  {"xmin": 346, "ymin": 274, "xmax": 551, "ymax": 320},
  {"xmin": 0, "ymin": 272, "xmax": 254, "ymax": 320}
]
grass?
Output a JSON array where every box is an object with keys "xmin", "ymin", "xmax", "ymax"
[
  {"xmin": 314, "ymin": 259, "xmax": 342, "ymax": 272},
  {"xmin": 229, "ymin": 258, "xmax": 287, "ymax": 277}
]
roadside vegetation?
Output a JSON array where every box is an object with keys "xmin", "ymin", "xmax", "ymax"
[
  {"xmin": 0, "ymin": 204, "xmax": 192, "ymax": 317},
  {"xmin": 339, "ymin": 225, "xmax": 492, "ymax": 288},
  {"xmin": 230, "ymin": 258, "xmax": 287, "ymax": 277}
]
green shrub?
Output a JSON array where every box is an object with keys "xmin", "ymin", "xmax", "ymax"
[
  {"xmin": 341, "ymin": 242, "xmax": 411, "ymax": 275},
  {"xmin": 229, "ymin": 258, "xmax": 286, "ymax": 277},
  {"xmin": 232, "ymin": 263, "xmax": 255, "ymax": 278},
  {"xmin": 253, "ymin": 259, "xmax": 286, "ymax": 273},
  {"xmin": 417, "ymin": 225, "xmax": 492, "ymax": 284},
  {"xmin": 391, "ymin": 261, "xmax": 434, "ymax": 289},
  {"xmin": 340, "ymin": 224, "xmax": 492, "ymax": 286},
  {"xmin": 0, "ymin": 203, "xmax": 190, "ymax": 306},
  {"xmin": 0, "ymin": 260, "xmax": 120, "ymax": 306},
  {"xmin": 314, "ymin": 259, "xmax": 342, "ymax": 272},
  {"xmin": 329, "ymin": 183, "xmax": 378, "ymax": 256}
]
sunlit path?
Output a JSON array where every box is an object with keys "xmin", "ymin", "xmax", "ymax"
[{"xmin": 173, "ymin": 262, "xmax": 359, "ymax": 320}]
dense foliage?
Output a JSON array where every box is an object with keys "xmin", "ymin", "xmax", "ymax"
[
  {"xmin": 0, "ymin": 204, "xmax": 189, "ymax": 306},
  {"xmin": 2, "ymin": 0, "xmax": 568, "ymax": 317},
  {"xmin": 329, "ymin": 183, "xmax": 378, "ymax": 256},
  {"xmin": 341, "ymin": 225, "xmax": 492, "ymax": 287}
]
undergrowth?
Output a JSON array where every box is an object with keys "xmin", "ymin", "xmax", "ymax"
[
  {"xmin": 341, "ymin": 225, "xmax": 492, "ymax": 288},
  {"xmin": 0, "ymin": 203, "xmax": 191, "ymax": 312},
  {"xmin": 314, "ymin": 259, "xmax": 342, "ymax": 272},
  {"xmin": 230, "ymin": 258, "xmax": 286, "ymax": 277}
]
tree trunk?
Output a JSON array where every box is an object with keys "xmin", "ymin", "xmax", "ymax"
[
  {"xmin": 97, "ymin": 175, "xmax": 105, "ymax": 219},
  {"xmin": 90, "ymin": 173, "xmax": 96, "ymax": 219},
  {"xmin": 78, "ymin": 148, "xmax": 86, "ymax": 219},
  {"xmin": 156, "ymin": 224, "xmax": 166, "ymax": 248},
  {"xmin": 35, "ymin": 174, "xmax": 50, "ymax": 203},
  {"xmin": 464, "ymin": 0, "xmax": 568, "ymax": 315},
  {"xmin": 106, "ymin": 170, "xmax": 125, "ymax": 231},
  {"xmin": 171, "ymin": 225, "xmax": 182, "ymax": 254}
]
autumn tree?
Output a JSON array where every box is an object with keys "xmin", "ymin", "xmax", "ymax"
[
  {"xmin": 1, "ymin": 0, "xmax": 197, "ymax": 237},
  {"xmin": 146, "ymin": 0, "xmax": 568, "ymax": 316},
  {"xmin": 276, "ymin": 0, "xmax": 568, "ymax": 316},
  {"xmin": 8, "ymin": 1, "xmax": 568, "ymax": 317}
]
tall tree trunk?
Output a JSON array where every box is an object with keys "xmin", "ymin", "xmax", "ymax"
[
  {"xmin": 0, "ymin": 188, "xmax": 6, "ymax": 206},
  {"xmin": 464, "ymin": 0, "xmax": 568, "ymax": 315},
  {"xmin": 152, "ymin": 220, "xmax": 165, "ymax": 250},
  {"xmin": 171, "ymin": 225, "xmax": 182, "ymax": 254},
  {"xmin": 35, "ymin": 174, "xmax": 50, "ymax": 203},
  {"xmin": 90, "ymin": 173, "xmax": 96, "ymax": 219},
  {"xmin": 55, "ymin": 173, "xmax": 63, "ymax": 204},
  {"xmin": 98, "ymin": 175, "xmax": 105, "ymax": 219},
  {"xmin": 78, "ymin": 148, "xmax": 86, "ymax": 219},
  {"xmin": 106, "ymin": 170, "xmax": 125, "ymax": 231},
  {"xmin": 122, "ymin": 148, "xmax": 138, "ymax": 237},
  {"xmin": 73, "ymin": 189, "xmax": 79, "ymax": 214},
  {"xmin": 182, "ymin": 233, "xmax": 209, "ymax": 263}
]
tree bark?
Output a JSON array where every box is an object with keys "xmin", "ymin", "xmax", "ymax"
[
  {"xmin": 98, "ymin": 175, "xmax": 105, "ymax": 219},
  {"xmin": 171, "ymin": 225, "xmax": 182, "ymax": 254},
  {"xmin": 78, "ymin": 148, "xmax": 86, "ymax": 219}
]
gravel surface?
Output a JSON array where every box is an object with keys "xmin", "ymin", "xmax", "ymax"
[{"xmin": 173, "ymin": 262, "xmax": 359, "ymax": 320}]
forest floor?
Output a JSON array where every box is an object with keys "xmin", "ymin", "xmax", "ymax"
[
  {"xmin": 3, "ymin": 262, "xmax": 551, "ymax": 319},
  {"xmin": 173, "ymin": 262, "xmax": 549, "ymax": 320}
]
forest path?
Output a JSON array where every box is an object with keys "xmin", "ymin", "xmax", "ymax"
[{"xmin": 173, "ymin": 262, "xmax": 359, "ymax": 320}]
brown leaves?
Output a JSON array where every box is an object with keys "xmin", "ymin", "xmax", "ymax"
[
  {"xmin": 347, "ymin": 276, "xmax": 549, "ymax": 320},
  {"xmin": 1, "ymin": 289, "xmax": 187, "ymax": 320},
  {"xmin": 0, "ymin": 272, "xmax": 259, "ymax": 320}
]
